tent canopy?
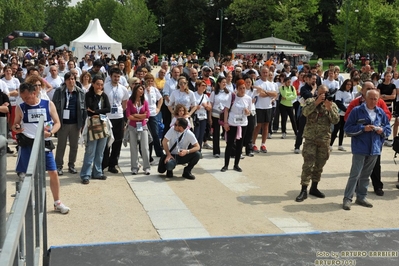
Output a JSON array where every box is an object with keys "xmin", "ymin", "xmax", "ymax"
[
  {"xmin": 232, "ymin": 37, "xmax": 313, "ymax": 56},
  {"xmin": 56, "ymin": 44, "xmax": 69, "ymax": 50},
  {"xmin": 69, "ymin": 18, "xmax": 122, "ymax": 60}
]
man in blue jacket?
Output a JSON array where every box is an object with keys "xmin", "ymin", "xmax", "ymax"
[{"xmin": 343, "ymin": 89, "xmax": 391, "ymax": 210}]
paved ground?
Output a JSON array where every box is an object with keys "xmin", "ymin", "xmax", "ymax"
[{"xmin": 4, "ymin": 70, "xmax": 399, "ymax": 251}]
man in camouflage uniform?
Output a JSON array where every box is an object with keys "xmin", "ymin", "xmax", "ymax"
[
  {"xmin": 295, "ymin": 85, "xmax": 340, "ymax": 202},
  {"xmin": 359, "ymin": 64, "xmax": 372, "ymax": 84}
]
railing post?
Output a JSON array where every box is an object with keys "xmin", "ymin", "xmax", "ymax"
[{"xmin": 0, "ymin": 135, "xmax": 7, "ymax": 249}]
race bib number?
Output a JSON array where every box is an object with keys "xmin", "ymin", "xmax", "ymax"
[
  {"xmin": 27, "ymin": 108, "xmax": 47, "ymax": 123},
  {"xmin": 233, "ymin": 114, "xmax": 244, "ymax": 124}
]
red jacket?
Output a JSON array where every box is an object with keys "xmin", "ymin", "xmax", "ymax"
[{"xmin": 344, "ymin": 97, "xmax": 391, "ymax": 121}]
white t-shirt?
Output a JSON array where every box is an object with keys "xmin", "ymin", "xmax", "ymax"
[
  {"xmin": 105, "ymin": 75, "xmax": 129, "ymax": 87},
  {"xmin": 209, "ymin": 91, "xmax": 232, "ymax": 118},
  {"xmin": 1, "ymin": 77, "xmax": 20, "ymax": 106},
  {"xmin": 144, "ymin": 86, "xmax": 162, "ymax": 117},
  {"xmin": 169, "ymin": 90, "xmax": 196, "ymax": 110},
  {"xmin": 253, "ymin": 79, "xmax": 276, "ymax": 109},
  {"xmin": 104, "ymin": 83, "xmax": 129, "ymax": 119},
  {"xmin": 323, "ymin": 79, "xmax": 339, "ymax": 91},
  {"xmin": 0, "ymin": 79, "xmax": 9, "ymax": 95},
  {"xmin": 227, "ymin": 94, "xmax": 252, "ymax": 127},
  {"xmin": 335, "ymin": 90, "xmax": 353, "ymax": 116},
  {"xmin": 45, "ymin": 75, "xmax": 64, "ymax": 100},
  {"xmin": 194, "ymin": 92, "xmax": 209, "ymax": 120},
  {"xmin": 164, "ymin": 127, "xmax": 198, "ymax": 154}
]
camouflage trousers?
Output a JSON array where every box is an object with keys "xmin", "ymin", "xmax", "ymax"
[{"xmin": 300, "ymin": 138, "xmax": 330, "ymax": 186}]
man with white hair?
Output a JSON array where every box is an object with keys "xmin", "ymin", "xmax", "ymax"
[{"xmin": 45, "ymin": 65, "xmax": 64, "ymax": 100}]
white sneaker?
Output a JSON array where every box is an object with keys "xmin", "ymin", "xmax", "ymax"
[
  {"xmin": 203, "ymin": 142, "xmax": 213, "ymax": 149},
  {"xmin": 281, "ymin": 133, "xmax": 286, "ymax": 139},
  {"xmin": 214, "ymin": 154, "xmax": 220, "ymax": 158},
  {"xmin": 338, "ymin": 146, "xmax": 346, "ymax": 151},
  {"xmin": 132, "ymin": 169, "xmax": 138, "ymax": 175},
  {"xmin": 294, "ymin": 149, "xmax": 300, "ymax": 154},
  {"xmin": 54, "ymin": 201, "xmax": 70, "ymax": 214},
  {"xmin": 329, "ymin": 146, "xmax": 333, "ymax": 152},
  {"xmin": 145, "ymin": 169, "xmax": 150, "ymax": 175},
  {"xmin": 268, "ymin": 133, "xmax": 272, "ymax": 139}
]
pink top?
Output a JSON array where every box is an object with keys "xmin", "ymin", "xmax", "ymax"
[{"xmin": 126, "ymin": 100, "xmax": 150, "ymax": 127}]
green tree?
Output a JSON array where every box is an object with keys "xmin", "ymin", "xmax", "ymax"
[
  {"xmin": 162, "ymin": 0, "xmax": 208, "ymax": 54},
  {"xmin": 270, "ymin": 0, "xmax": 318, "ymax": 43}
]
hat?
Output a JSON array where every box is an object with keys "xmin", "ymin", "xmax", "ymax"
[
  {"xmin": 187, "ymin": 60, "xmax": 193, "ymax": 64},
  {"xmin": 202, "ymin": 66, "xmax": 211, "ymax": 72},
  {"xmin": 192, "ymin": 59, "xmax": 199, "ymax": 64}
]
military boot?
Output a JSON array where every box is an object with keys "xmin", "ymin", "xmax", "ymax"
[
  {"xmin": 295, "ymin": 185, "xmax": 308, "ymax": 202},
  {"xmin": 309, "ymin": 182, "xmax": 325, "ymax": 198}
]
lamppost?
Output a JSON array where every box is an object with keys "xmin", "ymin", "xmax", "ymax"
[
  {"xmin": 216, "ymin": 8, "xmax": 228, "ymax": 57},
  {"xmin": 337, "ymin": 1, "xmax": 358, "ymax": 60},
  {"xmin": 158, "ymin": 17, "xmax": 165, "ymax": 57}
]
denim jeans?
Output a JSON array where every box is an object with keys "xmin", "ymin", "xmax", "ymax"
[
  {"xmin": 80, "ymin": 137, "xmax": 108, "ymax": 180},
  {"xmin": 148, "ymin": 116, "xmax": 163, "ymax": 157},
  {"xmin": 344, "ymin": 154, "xmax": 378, "ymax": 201},
  {"xmin": 193, "ymin": 119, "xmax": 207, "ymax": 151}
]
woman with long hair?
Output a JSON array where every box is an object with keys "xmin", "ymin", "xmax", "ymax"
[
  {"xmin": 126, "ymin": 84, "xmax": 151, "ymax": 175},
  {"xmin": 79, "ymin": 72, "xmax": 92, "ymax": 92},
  {"xmin": 193, "ymin": 80, "xmax": 211, "ymax": 153},
  {"xmin": 209, "ymin": 76, "xmax": 232, "ymax": 157},
  {"xmin": 80, "ymin": 76, "xmax": 111, "ymax": 184},
  {"xmin": 168, "ymin": 76, "xmax": 197, "ymax": 116},
  {"xmin": 330, "ymin": 79, "xmax": 353, "ymax": 151},
  {"xmin": 242, "ymin": 75, "xmax": 256, "ymax": 156}
]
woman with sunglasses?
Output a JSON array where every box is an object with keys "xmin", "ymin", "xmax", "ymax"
[
  {"xmin": 330, "ymin": 79, "xmax": 353, "ymax": 151},
  {"xmin": 168, "ymin": 76, "xmax": 197, "ymax": 122}
]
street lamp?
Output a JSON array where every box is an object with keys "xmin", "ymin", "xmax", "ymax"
[
  {"xmin": 337, "ymin": 1, "xmax": 359, "ymax": 60},
  {"xmin": 158, "ymin": 17, "xmax": 165, "ymax": 58},
  {"xmin": 216, "ymin": 8, "xmax": 228, "ymax": 57}
]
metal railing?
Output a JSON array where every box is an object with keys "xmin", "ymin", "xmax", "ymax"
[{"xmin": 0, "ymin": 117, "xmax": 48, "ymax": 266}]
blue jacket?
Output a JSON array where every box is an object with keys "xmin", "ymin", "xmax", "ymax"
[{"xmin": 344, "ymin": 103, "xmax": 391, "ymax": 155}]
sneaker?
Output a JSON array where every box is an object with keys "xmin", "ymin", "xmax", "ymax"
[
  {"xmin": 54, "ymin": 201, "xmax": 70, "ymax": 214},
  {"xmin": 338, "ymin": 146, "xmax": 346, "ymax": 151},
  {"xmin": 261, "ymin": 145, "xmax": 267, "ymax": 153},
  {"xmin": 384, "ymin": 140, "xmax": 393, "ymax": 147},
  {"xmin": 355, "ymin": 198, "xmax": 373, "ymax": 208},
  {"xmin": 108, "ymin": 167, "xmax": 119, "ymax": 174},
  {"xmin": 253, "ymin": 145, "xmax": 259, "ymax": 153},
  {"xmin": 267, "ymin": 133, "xmax": 272, "ymax": 139},
  {"xmin": 7, "ymin": 147, "xmax": 14, "ymax": 154},
  {"xmin": 203, "ymin": 142, "xmax": 212, "ymax": 149},
  {"xmin": 342, "ymin": 198, "xmax": 351, "ymax": 210},
  {"xmin": 57, "ymin": 168, "xmax": 63, "ymax": 176},
  {"xmin": 329, "ymin": 146, "xmax": 333, "ymax": 152},
  {"xmin": 247, "ymin": 152, "xmax": 254, "ymax": 157},
  {"xmin": 132, "ymin": 169, "xmax": 138, "ymax": 175},
  {"xmin": 144, "ymin": 169, "xmax": 150, "ymax": 175},
  {"xmin": 281, "ymin": 133, "xmax": 286, "ymax": 139},
  {"xmin": 294, "ymin": 149, "xmax": 300, "ymax": 154},
  {"xmin": 214, "ymin": 154, "xmax": 220, "ymax": 158}
]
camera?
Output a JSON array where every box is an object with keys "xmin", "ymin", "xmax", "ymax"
[{"xmin": 325, "ymin": 88, "xmax": 337, "ymax": 101}]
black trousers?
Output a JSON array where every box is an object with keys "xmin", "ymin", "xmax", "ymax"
[
  {"xmin": 330, "ymin": 116, "xmax": 345, "ymax": 146},
  {"xmin": 224, "ymin": 125, "xmax": 247, "ymax": 168},
  {"xmin": 294, "ymin": 115, "xmax": 307, "ymax": 150},
  {"xmin": 370, "ymin": 155, "xmax": 383, "ymax": 190},
  {"xmin": 102, "ymin": 118, "xmax": 125, "ymax": 169},
  {"xmin": 161, "ymin": 102, "xmax": 171, "ymax": 139},
  {"xmin": 243, "ymin": 115, "xmax": 255, "ymax": 155},
  {"xmin": 211, "ymin": 116, "xmax": 221, "ymax": 155},
  {"xmin": 279, "ymin": 104, "xmax": 297, "ymax": 135}
]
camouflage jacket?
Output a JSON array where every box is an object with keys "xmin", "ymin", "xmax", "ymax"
[{"xmin": 302, "ymin": 97, "xmax": 340, "ymax": 141}]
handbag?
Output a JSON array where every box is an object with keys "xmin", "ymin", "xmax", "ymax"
[
  {"xmin": 87, "ymin": 116, "xmax": 109, "ymax": 141},
  {"xmin": 219, "ymin": 93, "xmax": 236, "ymax": 126}
]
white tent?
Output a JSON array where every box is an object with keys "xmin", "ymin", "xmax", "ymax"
[
  {"xmin": 69, "ymin": 18, "xmax": 122, "ymax": 60},
  {"xmin": 55, "ymin": 44, "xmax": 69, "ymax": 50}
]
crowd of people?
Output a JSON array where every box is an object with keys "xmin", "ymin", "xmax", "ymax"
[{"xmin": 1, "ymin": 47, "xmax": 399, "ymax": 215}]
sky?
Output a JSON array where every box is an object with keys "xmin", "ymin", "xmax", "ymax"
[{"xmin": 69, "ymin": 0, "xmax": 81, "ymax": 6}]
